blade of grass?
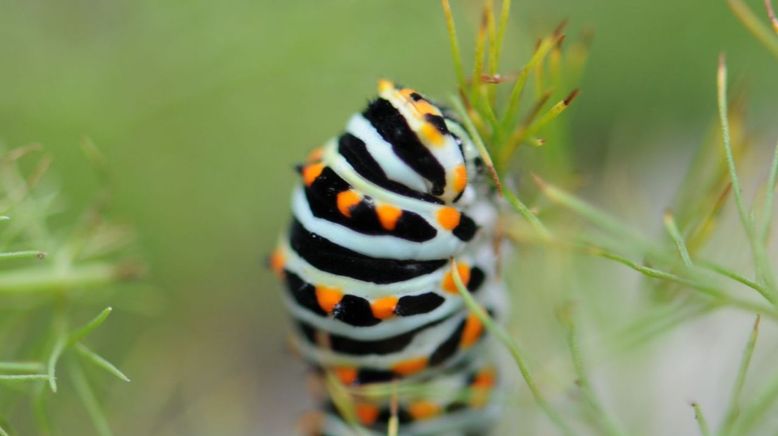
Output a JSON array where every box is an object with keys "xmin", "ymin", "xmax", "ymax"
[
  {"xmin": 441, "ymin": 0, "xmax": 467, "ymax": 94},
  {"xmin": 691, "ymin": 402, "xmax": 711, "ymax": 436},
  {"xmin": 68, "ymin": 360, "xmax": 113, "ymax": 436},
  {"xmin": 75, "ymin": 343, "xmax": 130, "ymax": 383},
  {"xmin": 450, "ymin": 258, "xmax": 574, "ymax": 436},
  {"xmin": 720, "ymin": 315, "xmax": 761, "ymax": 435},
  {"xmin": 728, "ymin": 0, "xmax": 778, "ymax": 57},
  {"xmin": 0, "ymin": 423, "xmax": 8, "ymax": 436}
]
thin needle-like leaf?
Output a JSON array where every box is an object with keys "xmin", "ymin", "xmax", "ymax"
[
  {"xmin": 68, "ymin": 307, "xmax": 112, "ymax": 346},
  {"xmin": 759, "ymin": 140, "xmax": 778, "ymax": 243},
  {"xmin": 500, "ymin": 37, "xmax": 557, "ymax": 136},
  {"xmin": 441, "ymin": 0, "xmax": 467, "ymax": 93},
  {"xmin": 766, "ymin": 0, "xmax": 778, "ymax": 33},
  {"xmin": 663, "ymin": 211, "xmax": 693, "ymax": 267},
  {"xmin": 450, "ymin": 258, "xmax": 575, "ymax": 436},
  {"xmin": 691, "ymin": 403, "xmax": 711, "ymax": 436},
  {"xmin": 718, "ymin": 57, "xmax": 777, "ymax": 299},
  {"xmin": 0, "ymin": 250, "xmax": 46, "ymax": 261},
  {"xmin": 46, "ymin": 334, "xmax": 66, "ymax": 392},
  {"xmin": 0, "ymin": 374, "xmax": 50, "ymax": 381},
  {"xmin": 69, "ymin": 361, "xmax": 113, "ymax": 436},
  {"xmin": 493, "ymin": 0, "xmax": 512, "ymax": 71},
  {"xmin": 75, "ymin": 343, "xmax": 130, "ymax": 383},
  {"xmin": 728, "ymin": 0, "xmax": 778, "ymax": 57},
  {"xmin": 559, "ymin": 304, "xmax": 624, "ymax": 436},
  {"xmin": 591, "ymin": 248, "xmax": 778, "ymax": 320},
  {"xmin": 0, "ymin": 361, "xmax": 45, "ymax": 372},
  {"xmin": 720, "ymin": 315, "xmax": 761, "ymax": 435}
]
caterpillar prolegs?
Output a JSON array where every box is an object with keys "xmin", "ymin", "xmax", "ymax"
[{"xmin": 270, "ymin": 80, "xmax": 507, "ymax": 435}]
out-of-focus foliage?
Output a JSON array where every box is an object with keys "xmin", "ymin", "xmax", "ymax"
[{"xmin": 0, "ymin": 0, "xmax": 777, "ymax": 435}]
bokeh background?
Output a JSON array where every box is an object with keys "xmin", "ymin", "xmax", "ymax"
[{"xmin": 1, "ymin": 0, "xmax": 777, "ymax": 435}]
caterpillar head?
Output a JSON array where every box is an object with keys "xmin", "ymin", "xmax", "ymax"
[{"xmin": 372, "ymin": 80, "xmax": 469, "ymax": 203}]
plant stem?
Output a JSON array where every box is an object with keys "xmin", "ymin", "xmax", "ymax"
[
  {"xmin": 441, "ymin": 0, "xmax": 467, "ymax": 94},
  {"xmin": 451, "ymin": 258, "xmax": 575, "ymax": 436},
  {"xmin": 0, "ymin": 262, "xmax": 122, "ymax": 294},
  {"xmin": 691, "ymin": 403, "xmax": 711, "ymax": 436},
  {"xmin": 720, "ymin": 315, "xmax": 761, "ymax": 435},
  {"xmin": 560, "ymin": 305, "xmax": 624, "ymax": 436},
  {"xmin": 663, "ymin": 211, "xmax": 693, "ymax": 267},
  {"xmin": 728, "ymin": 0, "xmax": 778, "ymax": 57},
  {"xmin": 717, "ymin": 57, "xmax": 778, "ymax": 301}
]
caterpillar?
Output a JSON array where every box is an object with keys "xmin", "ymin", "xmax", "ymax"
[{"xmin": 270, "ymin": 80, "xmax": 507, "ymax": 435}]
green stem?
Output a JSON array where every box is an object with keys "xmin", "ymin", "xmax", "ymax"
[
  {"xmin": 759, "ymin": 139, "xmax": 778, "ymax": 243},
  {"xmin": 728, "ymin": 0, "xmax": 778, "ymax": 57},
  {"xmin": 451, "ymin": 258, "xmax": 575, "ymax": 436},
  {"xmin": 691, "ymin": 403, "xmax": 711, "ymax": 436},
  {"xmin": 0, "ymin": 250, "xmax": 46, "ymax": 261},
  {"xmin": 720, "ymin": 315, "xmax": 761, "ymax": 436},
  {"xmin": 663, "ymin": 211, "xmax": 693, "ymax": 267},
  {"xmin": 717, "ymin": 57, "xmax": 778, "ymax": 301},
  {"xmin": 560, "ymin": 306, "xmax": 624, "ymax": 436},
  {"xmin": 441, "ymin": 0, "xmax": 467, "ymax": 94},
  {"xmin": 0, "ymin": 262, "xmax": 122, "ymax": 294},
  {"xmin": 68, "ymin": 360, "xmax": 113, "ymax": 436},
  {"xmin": 593, "ymin": 249, "xmax": 778, "ymax": 320}
]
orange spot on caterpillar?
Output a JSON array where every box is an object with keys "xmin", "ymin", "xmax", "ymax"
[
  {"xmin": 420, "ymin": 123, "xmax": 445, "ymax": 146},
  {"xmin": 355, "ymin": 403, "xmax": 380, "ymax": 425},
  {"xmin": 392, "ymin": 357, "xmax": 428, "ymax": 376},
  {"xmin": 370, "ymin": 296, "xmax": 399, "ymax": 320},
  {"xmin": 376, "ymin": 204, "xmax": 402, "ymax": 231},
  {"xmin": 336, "ymin": 190, "xmax": 361, "ymax": 218},
  {"xmin": 268, "ymin": 248, "xmax": 285, "ymax": 278},
  {"xmin": 442, "ymin": 261, "xmax": 471, "ymax": 294},
  {"xmin": 472, "ymin": 369, "xmax": 496, "ymax": 388},
  {"xmin": 436, "ymin": 207, "xmax": 461, "ymax": 230},
  {"xmin": 452, "ymin": 164, "xmax": 467, "ymax": 193},
  {"xmin": 407, "ymin": 401, "xmax": 441, "ymax": 420},
  {"xmin": 302, "ymin": 162, "xmax": 325, "ymax": 187},
  {"xmin": 332, "ymin": 366, "xmax": 357, "ymax": 385},
  {"xmin": 314, "ymin": 286, "xmax": 343, "ymax": 314},
  {"xmin": 460, "ymin": 313, "xmax": 484, "ymax": 348},
  {"xmin": 377, "ymin": 79, "xmax": 394, "ymax": 93},
  {"xmin": 306, "ymin": 147, "xmax": 324, "ymax": 162}
]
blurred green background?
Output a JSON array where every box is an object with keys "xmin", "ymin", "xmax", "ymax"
[{"xmin": 1, "ymin": 0, "xmax": 777, "ymax": 434}]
